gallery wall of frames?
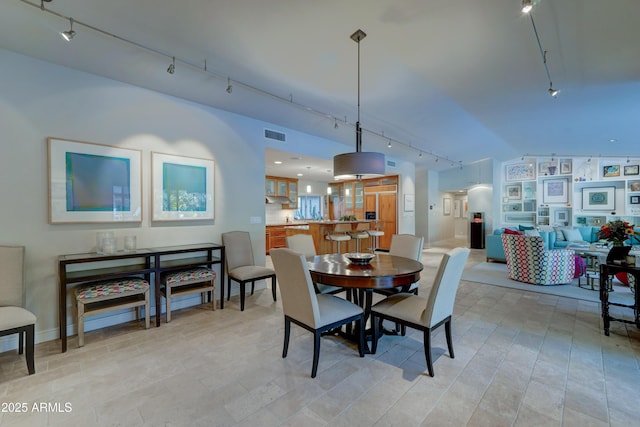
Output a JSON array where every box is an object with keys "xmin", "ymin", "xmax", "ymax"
[{"xmin": 501, "ymin": 156, "xmax": 640, "ymax": 228}]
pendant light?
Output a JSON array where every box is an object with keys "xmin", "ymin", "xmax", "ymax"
[{"xmin": 333, "ymin": 29, "xmax": 385, "ymax": 180}]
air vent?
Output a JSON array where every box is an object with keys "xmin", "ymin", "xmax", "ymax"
[
  {"xmin": 264, "ymin": 128, "xmax": 286, "ymax": 142},
  {"xmin": 386, "ymin": 160, "xmax": 396, "ymax": 168}
]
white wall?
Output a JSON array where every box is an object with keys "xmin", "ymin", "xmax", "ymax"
[{"xmin": 0, "ymin": 48, "xmax": 416, "ymax": 347}]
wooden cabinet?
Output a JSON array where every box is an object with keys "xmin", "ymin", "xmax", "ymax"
[
  {"xmin": 265, "ymin": 175, "xmax": 298, "ymax": 209},
  {"xmin": 266, "ymin": 225, "xmax": 287, "ymax": 254}
]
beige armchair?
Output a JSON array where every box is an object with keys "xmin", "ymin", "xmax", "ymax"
[
  {"xmin": 270, "ymin": 248, "xmax": 364, "ymax": 378},
  {"xmin": 0, "ymin": 245, "xmax": 36, "ymax": 375},
  {"xmin": 222, "ymin": 231, "xmax": 276, "ymax": 311}
]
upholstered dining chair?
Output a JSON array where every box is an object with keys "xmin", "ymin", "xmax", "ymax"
[
  {"xmin": 285, "ymin": 234, "xmax": 342, "ymax": 295},
  {"xmin": 370, "ymin": 247, "xmax": 470, "ymax": 377},
  {"xmin": 0, "ymin": 245, "xmax": 36, "ymax": 375},
  {"xmin": 270, "ymin": 248, "xmax": 364, "ymax": 378},
  {"xmin": 374, "ymin": 234, "xmax": 424, "ymax": 296},
  {"xmin": 222, "ymin": 231, "xmax": 276, "ymax": 311}
]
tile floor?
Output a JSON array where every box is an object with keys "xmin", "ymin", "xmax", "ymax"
[{"xmin": 1, "ymin": 239, "xmax": 639, "ymax": 426}]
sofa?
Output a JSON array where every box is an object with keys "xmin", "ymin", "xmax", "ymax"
[{"xmin": 501, "ymin": 234, "xmax": 575, "ymax": 285}]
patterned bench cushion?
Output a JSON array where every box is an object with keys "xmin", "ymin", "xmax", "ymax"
[
  {"xmin": 75, "ymin": 277, "xmax": 149, "ymax": 301},
  {"xmin": 162, "ymin": 268, "xmax": 215, "ymax": 286}
]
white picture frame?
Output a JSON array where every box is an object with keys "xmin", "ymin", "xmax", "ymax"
[
  {"xmin": 48, "ymin": 137, "xmax": 142, "ymax": 223},
  {"xmin": 542, "ymin": 178, "xmax": 569, "ymax": 204},
  {"xmin": 151, "ymin": 152, "xmax": 215, "ymax": 221},
  {"xmin": 443, "ymin": 198, "xmax": 451, "ymax": 216},
  {"xmin": 582, "ymin": 186, "xmax": 615, "ymax": 211}
]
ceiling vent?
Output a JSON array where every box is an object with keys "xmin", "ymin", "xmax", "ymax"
[
  {"xmin": 264, "ymin": 128, "xmax": 286, "ymax": 142},
  {"xmin": 386, "ymin": 160, "xmax": 396, "ymax": 168}
]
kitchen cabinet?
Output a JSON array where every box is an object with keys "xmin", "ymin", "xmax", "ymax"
[
  {"xmin": 265, "ymin": 175, "xmax": 299, "ymax": 209},
  {"xmin": 266, "ymin": 225, "xmax": 287, "ymax": 254}
]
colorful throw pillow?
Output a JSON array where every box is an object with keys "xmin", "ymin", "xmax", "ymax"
[
  {"xmin": 524, "ymin": 229, "xmax": 541, "ymax": 237},
  {"xmin": 519, "ymin": 225, "xmax": 535, "ymax": 231},
  {"xmin": 554, "ymin": 227, "xmax": 567, "ymax": 241},
  {"xmin": 504, "ymin": 228, "xmax": 522, "ymax": 235},
  {"xmin": 574, "ymin": 256, "xmax": 586, "ymax": 278}
]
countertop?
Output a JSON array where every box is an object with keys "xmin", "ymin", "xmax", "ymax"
[{"xmin": 266, "ymin": 220, "xmax": 376, "ymax": 227}]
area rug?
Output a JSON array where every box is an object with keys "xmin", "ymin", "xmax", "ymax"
[{"xmin": 462, "ymin": 262, "xmax": 634, "ymax": 303}]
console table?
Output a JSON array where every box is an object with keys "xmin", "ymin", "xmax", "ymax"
[
  {"xmin": 599, "ymin": 262, "xmax": 639, "ymax": 336},
  {"xmin": 58, "ymin": 243, "xmax": 225, "ymax": 352}
]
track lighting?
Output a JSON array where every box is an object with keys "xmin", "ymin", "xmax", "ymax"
[
  {"xmin": 521, "ymin": 0, "xmax": 533, "ymax": 14},
  {"xmin": 418, "ymin": 152, "xmax": 422, "ymax": 158},
  {"xmin": 525, "ymin": 6, "xmax": 559, "ymax": 97},
  {"xmin": 226, "ymin": 77, "xmax": 232, "ymax": 94},
  {"xmin": 61, "ymin": 17, "xmax": 76, "ymax": 41},
  {"xmin": 334, "ymin": 119, "xmax": 339, "ymax": 129},
  {"xmin": 167, "ymin": 57, "xmax": 175, "ymax": 74},
  {"xmin": 387, "ymin": 140, "xmax": 392, "ymax": 148},
  {"xmin": 548, "ymin": 85, "xmax": 558, "ymax": 97}
]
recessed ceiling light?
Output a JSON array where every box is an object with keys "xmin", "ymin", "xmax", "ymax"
[
  {"xmin": 274, "ymin": 161, "xmax": 282, "ymax": 164},
  {"xmin": 297, "ymin": 173, "xmax": 303, "ymax": 176},
  {"xmin": 608, "ymin": 139, "xmax": 617, "ymax": 143}
]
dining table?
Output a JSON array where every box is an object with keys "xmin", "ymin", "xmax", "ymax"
[{"xmin": 307, "ymin": 253, "xmax": 424, "ymax": 351}]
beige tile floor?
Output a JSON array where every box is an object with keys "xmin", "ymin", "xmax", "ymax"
[{"xmin": 1, "ymin": 239, "xmax": 639, "ymax": 426}]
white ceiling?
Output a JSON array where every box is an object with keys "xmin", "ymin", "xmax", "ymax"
[{"xmin": 2, "ymin": 0, "xmax": 639, "ymax": 179}]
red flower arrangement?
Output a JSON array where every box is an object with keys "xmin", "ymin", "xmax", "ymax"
[{"xmin": 597, "ymin": 220, "xmax": 636, "ymax": 246}]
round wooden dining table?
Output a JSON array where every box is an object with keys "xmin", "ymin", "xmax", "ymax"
[{"xmin": 307, "ymin": 253, "xmax": 423, "ymax": 351}]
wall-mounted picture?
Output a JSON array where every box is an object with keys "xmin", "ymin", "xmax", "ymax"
[
  {"xmin": 602, "ymin": 165, "xmax": 620, "ymax": 177},
  {"xmin": 48, "ymin": 138, "xmax": 142, "ymax": 223},
  {"xmin": 582, "ymin": 186, "xmax": 615, "ymax": 211},
  {"xmin": 506, "ymin": 185, "xmax": 521, "ymax": 200},
  {"xmin": 624, "ymin": 164, "xmax": 639, "ymax": 176},
  {"xmin": 554, "ymin": 210, "xmax": 569, "ymax": 224},
  {"xmin": 629, "ymin": 180, "xmax": 640, "ymax": 192},
  {"xmin": 443, "ymin": 197, "xmax": 451, "ymax": 216},
  {"xmin": 403, "ymin": 194, "xmax": 415, "ymax": 212},
  {"xmin": 152, "ymin": 152, "xmax": 215, "ymax": 221},
  {"xmin": 542, "ymin": 178, "xmax": 568, "ymax": 204},
  {"xmin": 505, "ymin": 163, "xmax": 535, "ymax": 181},
  {"xmin": 631, "ymin": 196, "xmax": 640, "ymax": 205},
  {"xmin": 538, "ymin": 161, "xmax": 558, "ymax": 176},
  {"xmin": 559, "ymin": 159, "xmax": 572, "ymax": 174},
  {"xmin": 454, "ymin": 199, "xmax": 462, "ymax": 218}
]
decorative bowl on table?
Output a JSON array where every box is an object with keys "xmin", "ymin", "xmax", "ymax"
[{"xmin": 344, "ymin": 253, "xmax": 375, "ymax": 265}]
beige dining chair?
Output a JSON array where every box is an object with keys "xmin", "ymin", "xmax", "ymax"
[
  {"xmin": 270, "ymin": 248, "xmax": 364, "ymax": 378},
  {"xmin": 222, "ymin": 231, "xmax": 276, "ymax": 311},
  {"xmin": 285, "ymin": 234, "xmax": 342, "ymax": 295},
  {"xmin": 370, "ymin": 247, "xmax": 470, "ymax": 377},
  {"xmin": 375, "ymin": 234, "xmax": 424, "ymax": 296},
  {"xmin": 0, "ymin": 245, "xmax": 36, "ymax": 375}
]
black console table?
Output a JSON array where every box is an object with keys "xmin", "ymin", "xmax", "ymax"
[
  {"xmin": 599, "ymin": 262, "xmax": 639, "ymax": 336},
  {"xmin": 58, "ymin": 243, "xmax": 225, "ymax": 352}
]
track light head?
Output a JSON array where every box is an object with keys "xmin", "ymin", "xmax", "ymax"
[
  {"xmin": 167, "ymin": 57, "xmax": 175, "ymax": 74},
  {"xmin": 522, "ymin": 0, "xmax": 533, "ymax": 14},
  {"xmin": 548, "ymin": 86, "xmax": 559, "ymax": 97},
  {"xmin": 61, "ymin": 18, "xmax": 75, "ymax": 41},
  {"xmin": 226, "ymin": 77, "xmax": 232, "ymax": 94},
  {"xmin": 387, "ymin": 140, "xmax": 392, "ymax": 148}
]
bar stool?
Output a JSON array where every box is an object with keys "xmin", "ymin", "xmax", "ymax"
[
  {"xmin": 367, "ymin": 221, "xmax": 385, "ymax": 253},
  {"xmin": 349, "ymin": 222, "xmax": 370, "ymax": 252},
  {"xmin": 327, "ymin": 223, "xmax": 352, "ymax": 254}
]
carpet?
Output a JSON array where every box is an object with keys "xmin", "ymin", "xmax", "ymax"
[{"xmin": 462, "ymin": 262, "xmax": 634, "ymax": 304}]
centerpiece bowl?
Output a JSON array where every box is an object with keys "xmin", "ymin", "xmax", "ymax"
[{"xmin": 344, "ymin": 253, "xmax": 375, "ymax": 265}]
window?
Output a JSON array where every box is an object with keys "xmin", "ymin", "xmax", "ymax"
[{"xmin": 296, "ymin": 195, "xmax": 323, "ymax": 220}]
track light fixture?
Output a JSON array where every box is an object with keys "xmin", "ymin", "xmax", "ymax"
[
  {"xmin": 226, "ymin": 77, "xmax": 232, "ymax": 94},
  {"xmin": 387, "ymin": 140, "xmax": 392, "ymax": 148},
  {"xmin": 334, "ymin": 119, "xmax": 339, "ymax": 129},
  {"xmin": 524, "ymin": 5, "xmax": 559, "ymax": 97},
  {"xmin": 167, "ymin": 57, "xmax": 175, "ymax": 74},
  {"xmin": 61, "ymin": 17, "xmax": 76, "ymax": 41}
]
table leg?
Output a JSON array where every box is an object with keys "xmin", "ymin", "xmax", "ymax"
[{"xmin": 600, "ymin": 266, "xmax": 610, "ymax": 336}]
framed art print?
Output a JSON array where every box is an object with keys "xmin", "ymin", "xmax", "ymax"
[
  {"xmin": 443, "ymin": 198, "xmax": 451, "ymax": 216},
  {"xmin": 506, "ymin": 185, "xmax": 521, "ymax": 200},
  {"xmin": 505, "ymin": 163, "xmax": 535, "ymax": 181},
  {"xmin": 631, "ymin": 195, "xmax": 640, "ymax": 205},
  {"xmin": 542, "ymin": 179, "xmax": 568, "ymax": 204},
  {"xmin": 624, "ymin": 164, "xmax": 639, "ymax": 176},
  {"xmin": 48, "ymin": 138, "xmax": 142, "ymax": 223},
  {"xmin": 602, "ymin": 165, "xmax": 620, "ymax": 177},
  {"xmin": 151, "ymin": 152, "xmax": 215, "ymax": 221},
  {"xmin": 559, "ymin": 159, "xmax": 572, "ymax": 174},
  {"xmin": 582, "ymin": 186, "xmax": 615, "ymax": 211}
]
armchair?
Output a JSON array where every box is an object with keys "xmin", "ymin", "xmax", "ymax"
[{"xmin": 501, "ymin": 234, "xmax": 575, "ymax": 285}]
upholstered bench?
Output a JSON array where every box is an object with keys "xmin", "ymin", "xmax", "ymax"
[
  {"xmin": 160, "ymin": 267, "xmax": 216, "ymax": 322},
  {"xmin": 75, "ymin": 277, "xmax": 150, "ymax": 347}
]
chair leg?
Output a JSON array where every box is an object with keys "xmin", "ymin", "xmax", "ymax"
[
  {"xmin": 424, "ymin": 329, "xmax": 434, "ymax": 377},
  {"xmin": 25, "ymin": 324, "xmax": 35, "ymax": 375},
  {"xmin": 357, "ymin": 317, "xmax": 365, "ymax": 357},
  {"xmin": 251, "ymin": 281, "xmax": 255, "ymax": 295},
  {"xmin": 227, "ymin": 277, "xmax": 232, "ymax": 301},
  {"xmin": 311, "ymin": 330, "xmax": 321, "ymax": 378},
  {"xmin": 371, "ymin": 314, "xmax": 379, "ymax": 354},
  {"xmin": 445, "ymin": 319, "xmax": 455, "ymax": 359},
  {"xmin": 271, "ymin": 276, "xmax": 277, "ymax": 302},
  {"xmin": 282, "ymin": 318, "xmax": 290, "ymax": 358},
  {"xmin": 240, "ymin": 282, "xmax": 246, "ymax": 311},
  {"xmin": 18, "ymin": 329, "xmax": 24, "ymax": 354}
]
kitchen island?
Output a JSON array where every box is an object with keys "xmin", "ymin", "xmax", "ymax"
[{"xmin": 284, "ymin": 220, "xmax": 377, "ymax": 254}]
